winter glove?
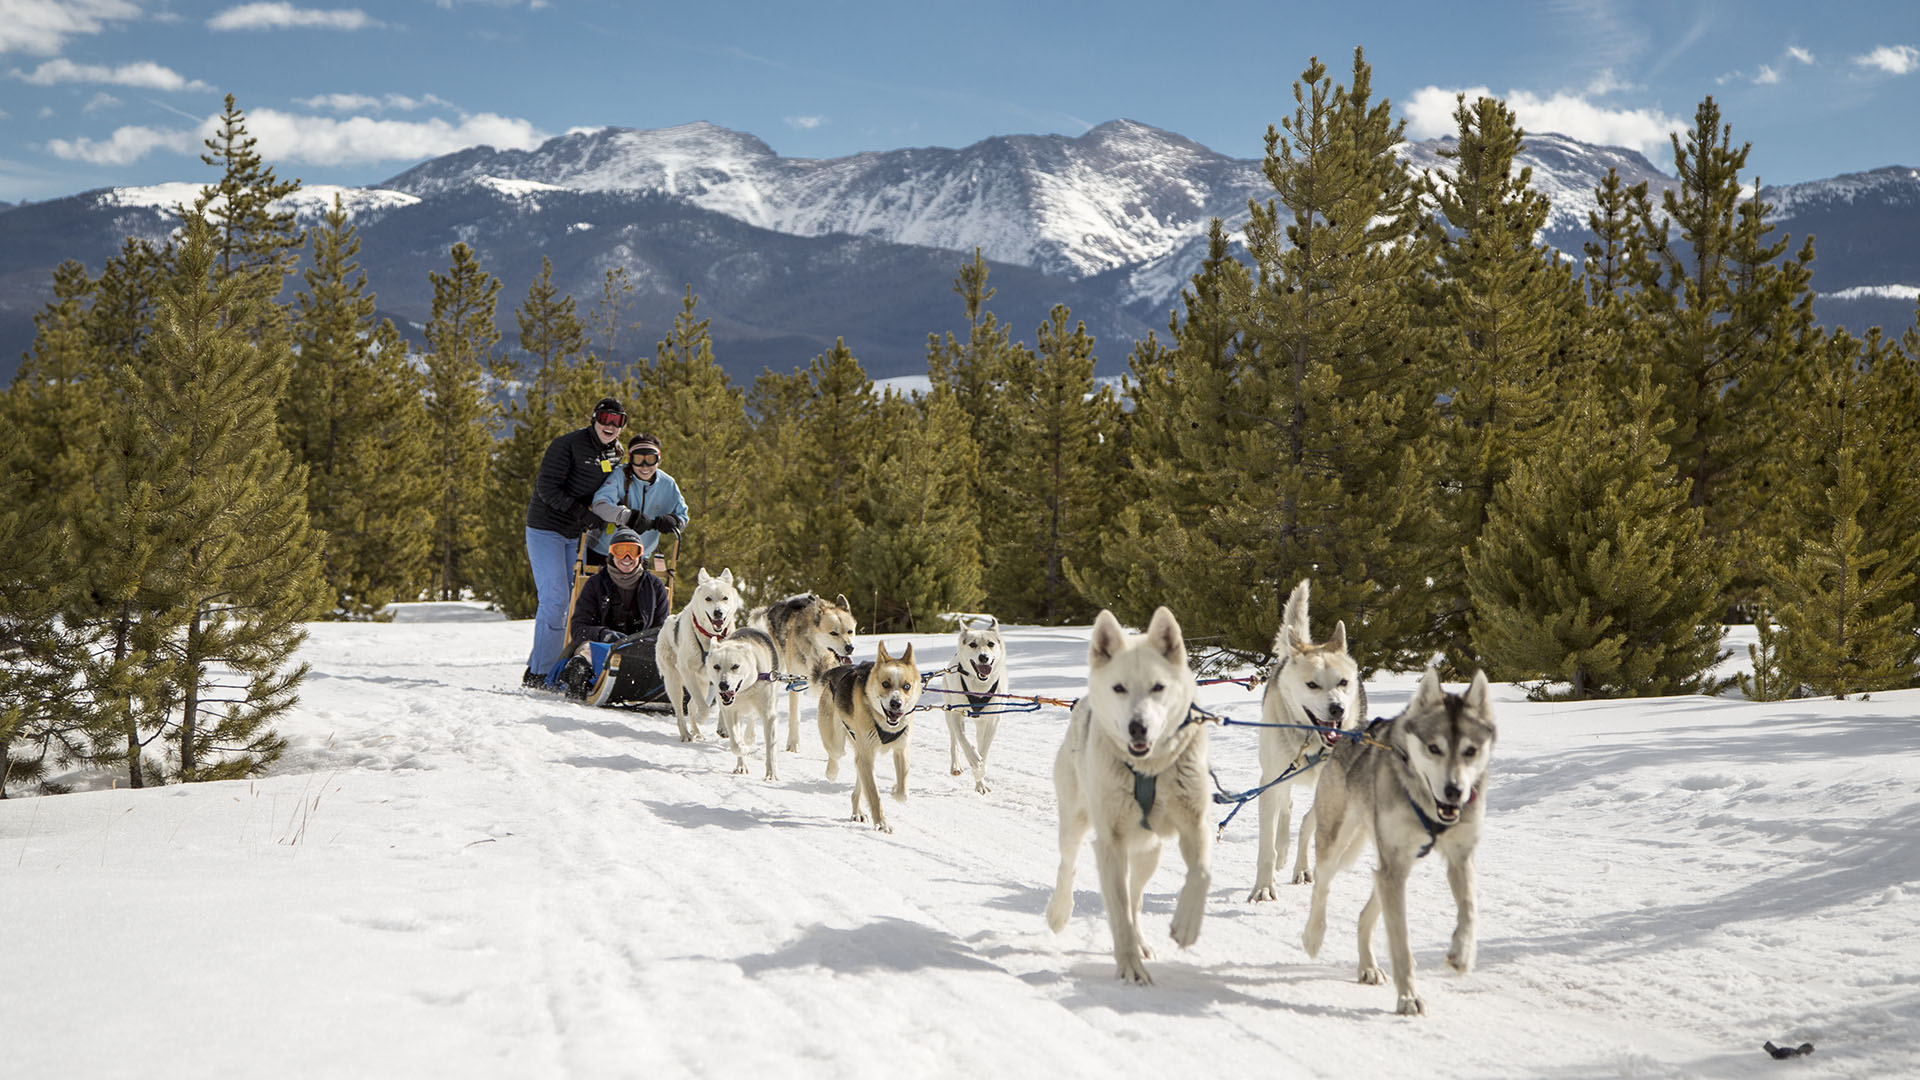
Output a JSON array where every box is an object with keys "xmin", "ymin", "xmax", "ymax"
[
  {"xmin": 596, "ymin": 627, "xmax": 625, "ymax": 644},
  {"xmin": 648, "ymin": 514, "xmax": 681, "ymax": 535}
]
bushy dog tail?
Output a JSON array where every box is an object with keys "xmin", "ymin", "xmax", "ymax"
[{"xmin": 1274, "ymin": 579, "xmax": 1312, "ymax": 658}]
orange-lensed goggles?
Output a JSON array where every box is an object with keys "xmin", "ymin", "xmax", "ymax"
[{"xmin": 609, "ymin": 541, "xmax": 642, "ymax": 560}]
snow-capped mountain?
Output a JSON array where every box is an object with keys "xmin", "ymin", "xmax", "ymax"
[{"xmin": 2, "ymin": 121, "xmax": 1915, "ymax": 386}]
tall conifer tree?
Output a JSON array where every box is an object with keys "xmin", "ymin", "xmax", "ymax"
[
  {"xmin": 423, "ymin": 243, "xmax": 501, "ymax": 600},
  {"xmin": 286, "ymin": 197, "xmax": 436, "ymax": 618},
  {"xmin": 847, "ymin": 386, "xmax": 984, "ymax": 632}
]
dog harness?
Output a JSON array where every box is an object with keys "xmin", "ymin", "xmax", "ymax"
[
  {"xmin": 1130, "ymin": 768, "xmax": 1156, "ymax": 830},
  {"xmin": 965, "ymin": 678, "xmax": 1000, "ymax": 717}
]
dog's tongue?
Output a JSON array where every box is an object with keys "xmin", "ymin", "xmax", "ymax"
[{"xmin": 973, "ymin": 659, "xmax": 994, "ymax": 679}]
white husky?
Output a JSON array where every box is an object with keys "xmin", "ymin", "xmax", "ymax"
[
  {"xmin": 943, "ymin": 617, "xmax": 1008, "ymax": 794},
  {"xmin": 656, "ymin": 567, "xmax": 744, "ymax": 742},
  {"xmin": 1301, "ymin": 667, "xmax": 1497, "ymax": 1015},
  {"xmin": 705, "ymin": 627, "xmax": 783, "ymax": 780},
  {"xmin": 1250, "ymin": 580, "xmax": 1366, "ymax": 901},
  {"xmin": 1045, "ymin": 607, "xmax": 1211, "ymax": 985}
]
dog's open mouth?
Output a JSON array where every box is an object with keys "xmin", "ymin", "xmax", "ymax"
[
  {"xmin": 718, "ymin": 687, "xmax": 736, "ymax": 706},
  {"xmin": 1432, "ymin": 800, "xmax": 1462, "ymax": 824},
  {"xmin": 1304, "ymin": 708, "xmax": 1343, "ymax": 746},
  {"xmin": 1128, "ymin": 739, "xmax": 1152, "ymax": 757},
  {"xmin": 883, "ymin": 706, "xmax": 906, "ymax": 725},
  {"xmin": 710, "ymin": 614, "xmax": 730, "ymax": 636},
  {"xmin": 971, "ymin": 658, "xmax": 995, "ymax": 680}
]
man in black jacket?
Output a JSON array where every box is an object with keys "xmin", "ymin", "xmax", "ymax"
[{"xmin": 523, "ymin": 396, "xmax": 628, "ymax": 687}]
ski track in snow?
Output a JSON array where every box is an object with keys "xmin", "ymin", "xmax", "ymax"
[{"xmin": 1, "ymin": 608, "xmax": 1915, "ymax": 1078}]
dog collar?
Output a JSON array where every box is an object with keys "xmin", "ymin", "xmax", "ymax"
[
  {"xmin": 694, "ymin": 613, "xmax": 726, "ymax": 641},
  {"xmin": 1405, "ymin": 785, "xmax": 1476, "ymax": 858}
]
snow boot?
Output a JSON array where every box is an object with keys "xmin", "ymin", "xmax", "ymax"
[{"xmin": 560, "ymin": 656, "xmax": 594, "ymax": 700}]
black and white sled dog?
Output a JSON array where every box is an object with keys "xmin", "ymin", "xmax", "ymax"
[
  {"xmin": 1301, "ymin": 667, "xmax": 1496, "ymax": 1015},
  {"xmin": 816, "ymin": 642, "xmax": 924, "ymax": 833},
  {"xmin": 705, "ymin": 626, "xmax": 783, "ymax": 780},
  {"xmin": 747, "ymin": 591, "xmax": 857, "ymax": 754},
  {"xmin": 1045, "ymin": 608, "xmax": 1211, "ymax": 985},
  {"xmin": 943, "ymin": 616, "xmax": 1008, "ymax": 794},
  {"xmin": 1250, "ymin": 580, "xmax": 1367, "ymax": 901},
  {"xmin": 656, "ymin": 567, "xmax": 744, "ymax": 742}
]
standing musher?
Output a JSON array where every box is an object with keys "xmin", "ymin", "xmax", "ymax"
[{"xmin": 523, "ymin": 396, "xmax": 628, "ymax": 688}]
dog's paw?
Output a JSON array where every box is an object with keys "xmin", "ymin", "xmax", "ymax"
[
  {"xmin": 950, "ymin": 766, "xmax": 964, "ymax": 776},
  {"xmin": 1249, "ymin": 884, "xmax": 1278, "ymax": 903},
  {"xmin": 1291, "ymin": 869, "xmax": 1314, "ymax": 884},
  {"xmin": 874, "ymin": 820, "xmax": 894, "ymax": 834},
  {"xmin": 785, "ymin": 739, "xmax": 801, "ymax": 753},
  {"xmin": 1357, "ymin": 964, "xmax": 1385, "ymax": 985},
  {"xmin": 1116, "ymin": 954, "xmax": 1154, "ymax": 985},
  {"xmin": 1302, "ymin": 917, "xmax": 1325, "ymax": 958},
  {"xmin": 974, "ymin": 778, "xmax": 992, "ymax": 795},
  {"xmin": 732, "ymin": 762, "xmax": 748, "ymax": 776},
  {"xmin": 824, "ymin": 762, "xmax": 840, "ymax": 781},
  {"xmin": 890, "ymin": 785, "xmax": 907, "ymax": 803},
  {"xmin": 1396, "ymin": 992, "xmax": 1426, "ymax": 1016},
  {"xmin": 1044, "ymin": 892, "xmax": 1072, "ymax": 933},
  {"xmin": 764, "ymin": 767, "xmax": 779, "ymax": 782},
  {"xmin": 1446, "ymin": 938, "xmax": 1476, "ymax": 974},
  {"xmin": 1169, "ymin": 904, "xmax": 1203, "ymax": 949}
]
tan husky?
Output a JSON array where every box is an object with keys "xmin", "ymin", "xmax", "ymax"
[
  {"xmin": 748, "ymin": 592, "xmax": 857, "ymax": 753},
  {"xmin": 816, "ymin": 642, "xmax": 924, "ymax": 833}
]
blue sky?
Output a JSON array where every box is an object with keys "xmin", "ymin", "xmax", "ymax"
[{"xmin": 1, "ymin": 0, "xmax": 1916, "ymax": 203}]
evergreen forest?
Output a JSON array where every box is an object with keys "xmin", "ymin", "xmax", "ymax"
[{"xmin": 5, "ymin": 56, "xmax": 1918, "ymax": 793}]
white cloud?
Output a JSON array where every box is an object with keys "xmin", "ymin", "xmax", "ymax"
[
  {"xmin": 1787, "ymin": 46, "xmax": 1814, "ymax": 65},
  {"xmin": 785, "ymin": 115, "xmax": 824, "ymax": 131},
  {"xmin": 1404, "ymin": 85, "xmax": 1686, "ymax": 159},
  {"xmin": 82, "ymin": 91, "xmax": 121, "ymax": 112},
  {"xmin": 0, "ymin": 0, "xmax": 140, "ymax": 56},
  {"xmin": 44, "ymin": 107, "xmax": 547, "ymax": 167},
  {"xmin": 207, "ymin": 4, "xmax": 382, "ymax": 31},
  {"xmin": 47, "ymin": 124, "xmax": 192, "ymax": 165},
  {"xmin": 10, "ymin": 58, "xmax": 212, "ymax": 92},
  {"xmin": 1853, "ymin": 44, "xmax": 1920, "ymax": 76},
  {"xmin": 295, "ymin": 92, "xmax": 455, "ymax": 111},
  {"xmin": 1583, "ymin": 69, "xmax": 1635, "ymax": 96},
  {"xmin": 1752, "ymin": 64, "xmax": 1780, "ymax": 85}
]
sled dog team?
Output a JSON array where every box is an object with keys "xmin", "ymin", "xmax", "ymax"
[{"xmin": 653, "ymin": 570, "xmax": 1495, "ymax": 1013}]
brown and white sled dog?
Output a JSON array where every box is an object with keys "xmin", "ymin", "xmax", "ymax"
[
  {"xmin": 1250, "ymin": 580, "xmax": 1367, "ymax": 901},
  {"xmin": 815, "ymin": 642, "xmax": 923, "ymax": 833},
  {"xmin": 943, "ymin": 617, "xmax": 1008, "ymax": 794},
  {"xmin": 747, "ymin": 592, "xmax": 856, "ymax": 753},
  {"xmin": 656, "ymin": 567, "xmax": 744, "ymax": 742},
  {"xmin": 1045, "ymin": 607, "xmax": 1211, "ymax": 985},
  {"xmin": 1301, "ymin": 667, "xmax": 1496, "ymax": 1015},
  {"xmin": 705, "ymin": 627, "xmax": 783, "ymax": 780}
]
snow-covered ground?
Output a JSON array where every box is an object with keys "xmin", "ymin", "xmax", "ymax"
[{"xmin": 3, "ymin": 607, "xmax": 1914, "ymax": 1079}]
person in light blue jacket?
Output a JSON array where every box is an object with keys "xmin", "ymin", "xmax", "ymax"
[{"xmin": 588, "ymin": 432, "xmax": 689, "ymax": 561}]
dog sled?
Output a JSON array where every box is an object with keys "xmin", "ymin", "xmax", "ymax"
[{"xmin": 526, "ymin": 533, "xmax": 682, "ymax": 709}]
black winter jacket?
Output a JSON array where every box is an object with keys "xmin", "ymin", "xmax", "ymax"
[
  {"xmin": 525, "ymin": 425, "xmax": 624, "ymax": 536},
  {"xmin": 567, "ymin": 568, "xmax": 669, "ymax": 651}
]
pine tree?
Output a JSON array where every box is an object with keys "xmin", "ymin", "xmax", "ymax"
[
  {"xmin": 1423, "ymin": 94, "xmax": 1583, "ymax": 668},
  {"xmin": 286, "ymin": 196, "xmax": 435, "ymax": 618},
  {"xmin": 1135, "ymin": 50, "xmax": 1443, "ymax": 674},
  {"xmin": 1763, "ymin": 328, "xmax": 1920, "ymax": 697},
  {"xmin": 987, "ymin": 304, "xmax": 1115, "ymax": 623},
  {"xmin": 1630, "ymin": 97, "xmax": 1817, "ymax": 612},
  {"xmin": 480, "ymin": 257, "xmax": 596, "ymax": 615},
  {"xmin": 1465, "ymin": 382, "xmax": 1729, "ymax": 698},
  {"xmin": 139, "ymin": 216, "xmax": 328, "ymax": 778},
  {"xmin": 748, "ymin": 340, "xmax": 877, "ymax": 601},
  {"xmin": 631, "ymin": 288, "xmax": 762, "ymax": 583},
  {"xmin": 422, "ymin": 243, "xmax": 501, "ymax": 600},
  {"xmin": 846, "ymin": 386, "xmax": 984, "ymax": 632}
]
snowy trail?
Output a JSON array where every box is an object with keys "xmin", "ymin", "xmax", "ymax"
[{"xmin": 3, "ymin": 608, "xmax": 1915, "ymax": 1078}]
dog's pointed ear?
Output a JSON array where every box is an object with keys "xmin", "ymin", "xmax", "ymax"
[
  {"xmin": 876, "ymin": 640, "xmax": 892, "ymax": 663},
  {"xmin": 719, "ymin": 568, "xmax": 734, "ymax": 586},
  {"xmin": 1145, "ymin": 606, "xmax": 1186, "ymax": 666},
  {"xmin": 1413, "ymin": 666, "xmax": 1445, "ymax": 710},
  {"xmin": 697, "ymin": 567, "xmax": 712, "ymax": 583},
  {"xmin": 1330, "ymin": 619, "xmax": 1347, "ymax": 654},
  {"xmin": 1464, "ymin": 668, "xmax": 1491, "ymax": 710},
  {"xmin": 835, "ymin": 593, "xmax": 850, "ymax": 611},
  {"xmin": 903, "ymin": 643, "xmax": 916, "ymax": 668},
  {"xmin": 1089, "ymin": 610, "xmax": 1125, "ymax": 666}
]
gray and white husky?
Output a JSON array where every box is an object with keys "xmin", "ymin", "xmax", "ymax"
[
  {"xmin": 705, "ymin": 626, "xmax": 782, "ymax": 780},
  {"xmin": 943, "ymin": 617, "xmax": 1008, "ymax": 794},
  {"xmin": 1045, "ymin": 607, "xmax": 1211, "ymax": 985},
  {"xmin": 1301, "ymin": 667, "xmax": 1497, "ymax": 1015},
  {"xmin": 1250, "ymin": 580, "xmax": 1367, "ymax": 901},
  {"xmin": 656, "ymin": 567, "xmax": 744, "ymax": 743},
  {"xmin": 747, "ymin": 592, "xmax": 857, "ymax": 754}
]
